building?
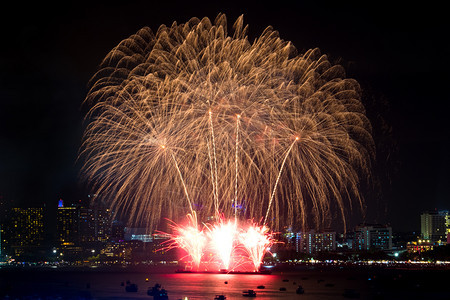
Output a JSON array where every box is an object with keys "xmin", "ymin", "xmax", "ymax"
[
  {"xmin": 56, "ymin": 199, "xmax": 113, "ymax": 245},
  {"xmin": 78, "ymin": 207, "xmax": 95, "ymax": 243},
  {"xmin": 56, "ymin": 200, "xmax": 84, "ymax": 257},
  {"xmin": 421, "ymin": 211, "xmax": 449, "ymax": 244},
  {"xmin": 95, "ymin": 207, "xmax": 112, "ymax": 242},
  {"xmin": 56, "ymin": 199, "xmax": 79, "ymax": 246},
  {"xmin": 354, "ymin": 224, "xmax": 392, "ymax": 251},
  {"xmin": 0, "ymin": 225, "xmax": 3, "ymax": 258},
  {"xmin": 124, "ymin": 228, "xmax": 153, "ymax": 243},
  {"xmin": 295, "ymin": 230, "xmax": 336, "ymax": 254},
  {"xmin": 78, "ymin": 206, "xmax": 112, "ymax": 243},
  {"xmin": 55, "ymin": 198, "xmax": 113, "ymax": 259},
  {"xmin": 111, "ymin": 220, "xmax": 125, "ymax": 242},
  {"xmin": 336, "ymin": 231, "xmax": 354, "ymax": 250},
  {"xmin": 8, "ymin": 207, "xmax": 45, "ymax": 257},
  {"xmin": 407, "ymin": 239, "xmax": 434, "ymax": 253}
]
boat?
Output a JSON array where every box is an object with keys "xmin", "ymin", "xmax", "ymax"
[
  {"xmin": 154, "ymin": 288, "xmax": 169, "ymax": 300},
  {"xmin": 296, "ymin": 285, "xmax": 305, "ymax": 294},
  {"xmin": 147, "ymin": 283, "xmax": 162, "ymax": 296},
  {"xmin": 256, "ymin": 285, "xmax": 265, "ymax": 289},
  {"xmin": 242, "ymin": 290, "xmax": 256, "ymax": 297},
  {"xmin": 279, "ymin": 287, "xmax": 286, "ymax": 291},
  {"xmin": 214, "ymin": 295, "xmax": 226, "ymax": 300},
  {"xmin": 125, "ymin": 283, "xmax": 138, "ymax": 292}
]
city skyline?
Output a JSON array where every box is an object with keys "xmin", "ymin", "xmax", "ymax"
[
  {"xmin": 1, "ymin": 196, "xmax": 449, "ymax": 264},
  {"xmin": 0, "ymin": 2, "xmax": 449, "ymax": 233},
  {"xmin": 2, "ymin": 199, "xmax": 447, "ymax": 257}
]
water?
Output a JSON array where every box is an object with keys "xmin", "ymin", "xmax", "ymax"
[{"xmin": 1, "ymin": 266, "xmax": 449, "ymax": 299}]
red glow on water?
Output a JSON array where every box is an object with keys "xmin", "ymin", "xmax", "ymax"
[{"xmin": 162, "ymin": 214, "xmax": 274, "ymax": 272}]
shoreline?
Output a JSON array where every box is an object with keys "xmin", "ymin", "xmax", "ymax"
[{"xmin": 1, "ymin": 261, "xmax": 449, "ymax": 272}]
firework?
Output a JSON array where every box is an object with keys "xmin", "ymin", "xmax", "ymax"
[
  {"xmin": 207, "ymin": 217, "xmax": 237, "ymax": 270},
  {"xmin": 82, "ymin": 14, "xmax": 373, "ymax": 235},
  {"xmin": 165, "ymin": 212, "xmax": 206, "ymax": 269},
  {"xmin": 238, "ymin": 223, "xmax": 273, "ymax": 271},
  {"xmin": 163, "ymin": 215, "xmax": 272, "ymax": 272}
]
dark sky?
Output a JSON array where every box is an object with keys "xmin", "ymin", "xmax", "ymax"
[{"xmin": 0, "ymin": 1, "xmax": 448, "ymax": 233}]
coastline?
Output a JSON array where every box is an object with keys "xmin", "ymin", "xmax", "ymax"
[{"xmin": 1, "ymin": 260, "xmax": 449, "ymax": 272}]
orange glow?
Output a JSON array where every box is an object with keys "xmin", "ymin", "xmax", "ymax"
[{"xmin": 82, "ymin": 13, "xmax": 373, "ymax": 235}]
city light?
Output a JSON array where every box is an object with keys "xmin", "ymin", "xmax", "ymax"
[{"xmin": 0, "ymin": 4, "xmax": 448, "ymax": 300}]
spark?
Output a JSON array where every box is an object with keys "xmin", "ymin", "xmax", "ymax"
[
  {"xmin": 238, "ymin": 223, "xmax": 273, "ymax": 271},
  {"xmin": 208, "ymin": 110, "xmax": 219, "ymax": 217},
  {"xmin": 165, "ymin": 212, "xmax": 206, "ymax": 269},
  {"xmin": 207, "ymin": 218, "xmax": 237, "ymax": 270},
  {"xmin": 82, "ymin": 14, "xmax": 374, "ymax": 245},
  {"xmin": 264, "ymin": 137, "xmax": 298, "ymax": 225},
  {"xmin": 170, "ymin": 150, "xmax": 194, "ymax": 215},
  {"xmin": 165, "ymin": 216, "xmax": 273, "ymax": 272},
  {"xmin": 234, "ymin": 114, "xmax": 240, "ymax": 221}
]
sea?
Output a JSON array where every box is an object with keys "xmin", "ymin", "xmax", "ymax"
[{"xmin": 1, "ymin": 264, "xmax": 449, "ymax": 299}]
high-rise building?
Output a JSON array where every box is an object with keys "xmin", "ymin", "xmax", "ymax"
[
  {"xmin": 8, "ymin": 208, "xmax": 44, "ymax": 257},
  {"xmin": 95, "ymin": 207, "xmax": 112, "ymax": 242},
  {"xmin": 421, "ymin": 211, "xmax": 449, "ymax": 243},
  {"xmin": 354, "ymin": 224, "xmax": 392, "ymax": 251},
  {"xmin": 56, "ymin": 199, "xmax": 79, "ymax": 246},
  {"xmin": 295, "ymin": 230, "xmax": 336, "ymax": 254},
  {"xmin": 79, "ymin": 207, "xmax": 95, "ymax": 243},
  {"xmin": 111, "ymin": 220, "xmax": 125, "ymax": 242},
  {"xmin": 0, "ymin": 224, "xmax": 3, "ymax": 258},
  {"xmin": 0, "ymin": 197, "xmax": 9, "ymax": 257},
  {"xmin": 79, "ymin": 206, "xmax": 112, "ymax": 243},
  {"xmin": 56, "ymin": 198, "xmax": 112, "ymax": 247},
  {"xmin": 446, "ymin": 212, "xmax": 450, "ymax": 244}
]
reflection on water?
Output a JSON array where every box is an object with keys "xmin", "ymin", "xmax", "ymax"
[
  {"xmin": 1, "ymin": 267, "xmax": 449, "ymax": 299},
  {"xmin": 0, "ymin": 269, "xmax": 366, "ymax": 299}
]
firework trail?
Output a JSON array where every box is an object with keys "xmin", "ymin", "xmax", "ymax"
[
  {"xmin": 82, "ymin": 14, "xmax": 373, "ymax": 232},
  {"xmin": 165, "ymin": 212, "xmax": 206, "ymax": 269},
  {"xmin": 238, "ymin": 223, "xmax": 273, "ymax": 271},
  {"xmin": 164, "ymin": 216, "xmax": 272, "ymax": 272},
  {"xmin": 206, "ymin": 217, "xmax": 237, "ymax": 270}
]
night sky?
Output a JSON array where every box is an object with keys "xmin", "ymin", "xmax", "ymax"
[{"xmin": 0, "ymin": 1, "xmax": 448, "ymax": 233}]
